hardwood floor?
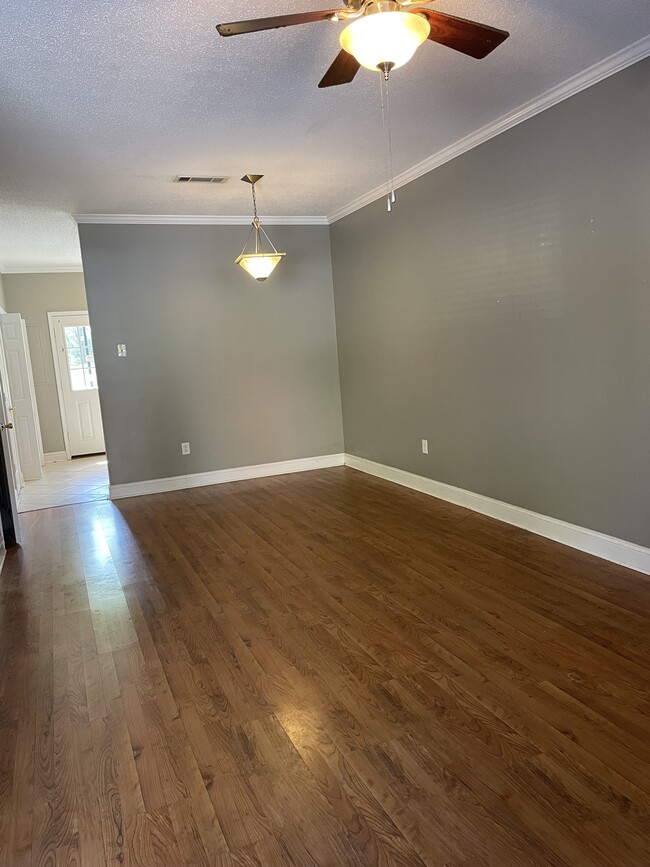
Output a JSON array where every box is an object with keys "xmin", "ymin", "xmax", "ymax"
[{"xmin": 1, "ymin": 466, "xmax": 650, "ymax": 866}]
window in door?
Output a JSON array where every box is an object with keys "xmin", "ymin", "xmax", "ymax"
[{"xmin": 64, "ymin": 325, "xmax": 98, "ymax": 391}]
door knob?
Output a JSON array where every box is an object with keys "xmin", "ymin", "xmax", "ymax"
[{"xmin": 1, "ymin": 422, "xmax": 13, "ymax": 430}]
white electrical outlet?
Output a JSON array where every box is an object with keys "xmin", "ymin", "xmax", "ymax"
[
  {"xmin": 181, "ymin": 442, "xmax": 190, "ymax": 455},
  {"xmin": 421, "ymin": 439, "xmax": 428, "ymax": 455},
  {"xmin": 117, "ymin": 344, "xmax": 127, "ymax": 357}
]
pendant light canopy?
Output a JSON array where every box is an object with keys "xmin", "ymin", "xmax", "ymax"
[
  {"xmin": 339, "ymin": 3, "xmax": 430, "ymax": 74},
  {"xmin": 236, "ymin": 174, "xmax": 286, "ymax": 281}
]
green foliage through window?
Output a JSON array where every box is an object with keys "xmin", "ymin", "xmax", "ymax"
[{"xmin": 64, "ymin": 325, "xmax": 98, "ymax": 391}]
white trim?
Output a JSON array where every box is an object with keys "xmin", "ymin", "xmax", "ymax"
[
  {"xmin": 109, "ymin": 453, "xmax": 346, "ymax": 500},
  {"xmin": 44, "ymin": 451, "xmax": 68, "ymax": 464},
  {"xmin": 47, "ymin": 310, "xmax": 90, "ymax": 461},
  {"xmin": 106, "ymin": 449, "xmax": 650, "ymax": 573},
  {"xmin": 73, "ymin": 214, "xmax": 329, "ymax": 226},
  {"xmin": 344, "ymin": 455, "xmax": 650, "ymax": 576},
  {"xmin": 69, "ymin": 39, "xmax": 650, "ymax": 230},
  {"xmin": 1, "ymin": 264, "xmax": 83, "ymax": 274},
  {"xmin": 8, "ymin": 37, "xmax": 645, "ymax": 251},
  {"xmin": 328, "ymin": 35, "xmax": 650, "ymax": 223}
]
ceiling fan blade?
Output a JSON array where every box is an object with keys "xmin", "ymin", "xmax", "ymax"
[
  {"xmin": 411, "ymin": 9, "xmax": 509, "ymax": 59},
  {"xmin": 318, "ymin": 49, "xmax": 361, "ymax": 88},
  {"xmin": 217, "ymin": 10, "xmax": 343, "ymax": 37}
]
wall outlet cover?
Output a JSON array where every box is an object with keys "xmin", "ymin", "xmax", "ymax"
[{"xmin": 181, "ymin": 442, "xmax": 190, "ymax": 455}]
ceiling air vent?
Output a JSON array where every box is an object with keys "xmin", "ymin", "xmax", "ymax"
[{"xmin": 174, "ymin": 175, "xmax": 229, "ymax": 184}]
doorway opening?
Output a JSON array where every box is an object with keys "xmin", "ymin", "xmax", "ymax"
[{"xmin": 14, "ymin": 310, "xmax": 108, "ymax": 513}]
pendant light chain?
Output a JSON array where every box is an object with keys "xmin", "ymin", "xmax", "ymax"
[
  {"xmin": 251, "ymin": 180, "xmax": 259, "ymax": 221},
  {"xmin": 379, "ymin": 70, "xmax": 397, "ymax": 212},
  {"xmin": 250, "ymin": 181, "xmax": 264, "ymax": 255}
]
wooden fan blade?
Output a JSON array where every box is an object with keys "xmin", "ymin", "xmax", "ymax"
[
  {"xmin": 411, "ymin": 9, "xmax": 509, "ymax": 59},
  {"xmin": 318, "ymin": 49, "xmax": 361, "ymax": 88},
  {"xmin": 217, "ymin": 10, "xmax": 343, "ymax": 37}
]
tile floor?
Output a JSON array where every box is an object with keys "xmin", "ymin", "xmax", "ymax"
[{"xmin": 18, "ymin": 455, "xmax": 109, "ymax": 512}]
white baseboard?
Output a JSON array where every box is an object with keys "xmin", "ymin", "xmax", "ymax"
[
  {"xmin": 109, "ymin": 453, "xmax": 345, "ymax": 500},
  {"xmin": 106, "ymin": 449, "xmax": 650, "ymax": 576},
  {"xmin": 44, "ymin": 451, "xmax": 68, "ymax": 464},
  {"xmin": 344, "ymin": 455, "xmax": 650, "ymax": 576}
]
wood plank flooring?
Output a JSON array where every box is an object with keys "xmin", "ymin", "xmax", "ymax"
[{"xmin": 1, "ymin": 466, "xmax": 650, "ymax": 865}]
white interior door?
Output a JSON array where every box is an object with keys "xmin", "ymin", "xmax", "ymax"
[
  {"xmin": 50, "ymin": 313, "xmax": 105, "ymax": 457},
  {"xmin": 0, "ymin": 313, "xmax": 43, "ymax": 481},
  {"xmin": 23, "ymin": 319, "xmax": 45, "ymax": 463}
]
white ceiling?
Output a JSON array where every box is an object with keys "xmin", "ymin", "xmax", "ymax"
[{"xmin": 1, "ymin": 0, "xmax": 648, "ymax": 270}]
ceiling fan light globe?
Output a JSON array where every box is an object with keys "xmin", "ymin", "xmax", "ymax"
[
  {"xmin": 339, "ymin": 11, "xmax": 430, "ymax": 72},
  {"xmin": 236, "ymin": 252, "xmax": 284, "ymax": 281}
]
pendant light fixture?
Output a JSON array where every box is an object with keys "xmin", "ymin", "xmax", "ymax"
[
  {"xmin": 235, "ymin": 174, "xmax": 286, "ymax": 281},
  {"xmin": 339, "ymin": 2, "xmax": 430, "ymax": 75}
]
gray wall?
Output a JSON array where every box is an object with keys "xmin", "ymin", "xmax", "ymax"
[
  {"xmin": 2, "ymin": 272, "xmax": 88, "ymax": 453},
  {"xmin": 331, "ymin": 59, "xmax": 650, "ymax": 547},
  {"xmin": 78, "ymin": 224, "xmax": 343, "ymax": 486}
]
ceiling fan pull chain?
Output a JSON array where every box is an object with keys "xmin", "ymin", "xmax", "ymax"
[
  {"xmin": 386, "ymin": 74, "xmax": 396, "ymax": 207},
  {"xmin": 379, "ymin": 70, "xmax": 396, "ymax": 212},
  {"xmin": 379, "ymin": 73, "xmax": 391, "ymax": 211}
]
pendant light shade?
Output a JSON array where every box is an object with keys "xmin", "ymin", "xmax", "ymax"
[
  {"xmin": 339, "ymin": 7, "xmax": 430, "ymax": 72},
  {"xmin": 236, "ymin": 221, "xmax": 285, "ymax": 280},
  {"xmin": 237, "ymin": 253, "xmax": 284, "ymax": 280},
  {"xmin": 236, "ymin": 175, "xmax": 286, "ymax": 281}
]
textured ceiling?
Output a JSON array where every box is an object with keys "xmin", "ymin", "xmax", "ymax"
[{"xmin": 1, "ymin": 0, "xmax": 648, "ymax": 269}]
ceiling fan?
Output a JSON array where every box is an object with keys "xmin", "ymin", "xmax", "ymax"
[{"xmin": 216, "ymin": 0, "xmax": 509, "ymax": 88}]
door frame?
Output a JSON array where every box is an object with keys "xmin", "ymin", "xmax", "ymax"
[
  {"xmin": 0, "ymin": 374, "xmax": 22, "ymax": 546},
  {"xmin": 0, "ymin": 313, "xmax": 45, "ymax": 481},
  {"xmin": 0, "ymin": 321, "xmax": 25, "ymax": 495},
  {"xmin": 48, "ymin": 310, "xmax": 96, "ymax": 461}
]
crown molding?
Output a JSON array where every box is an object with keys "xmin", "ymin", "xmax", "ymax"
[
  {"xmin": 73, "ymin": 213, "xmax": 329, "ymax": 226},
  {"xmin": 62, "ymin": 39, "xmax": 650, "ymax": 231},
  {"xmin": 328, "ymin": 35, "xmax": 650, "ymax": 223},
  {"xmin": 1, "ymin": 264, "xmax": 83, "ymax": 274}
]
